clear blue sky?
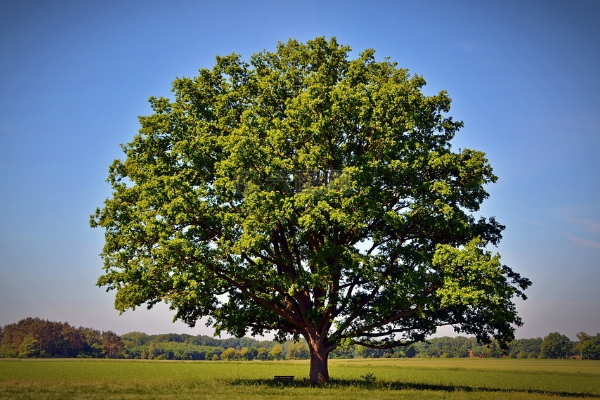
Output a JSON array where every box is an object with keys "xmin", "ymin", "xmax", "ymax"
[{"xmin": 1, "ymin": 0, "xmax": 598, "ymax": 339}]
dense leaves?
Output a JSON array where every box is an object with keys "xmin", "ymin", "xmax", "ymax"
[
  {"xmin": 91, "ymin": 37, "xmax": 530, "ymax": 383},
  {"xmin": 540, "ymin": 332, "xmax": 573, "ymax": 359}
]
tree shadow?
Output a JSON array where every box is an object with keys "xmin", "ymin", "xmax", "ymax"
[{"xmin": 229, "ymin": 378, "xmax": 600, "ymax": 398}]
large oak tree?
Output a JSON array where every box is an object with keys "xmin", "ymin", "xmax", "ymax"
[{"xmin": 92, "ymin": 37, "xmax": 530, "ymax": 384}]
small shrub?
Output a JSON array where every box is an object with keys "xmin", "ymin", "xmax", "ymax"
[{"xmin": 360, "ymin": 372, "xmax": 376, "ymax": 384}]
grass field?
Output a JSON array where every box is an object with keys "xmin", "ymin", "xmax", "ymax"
[{"xmin": 1, "ymin": 358, "xmax": 599, "ymax": 399}]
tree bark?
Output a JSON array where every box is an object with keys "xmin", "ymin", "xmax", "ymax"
[{"xmin": 307, "ymin": 333, "xmax": 332, "ymax": 385}]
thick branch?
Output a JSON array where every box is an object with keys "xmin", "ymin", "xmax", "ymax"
[{"xmin": 191, "ymin": 255, "xmax": 306, "ymax": 330}]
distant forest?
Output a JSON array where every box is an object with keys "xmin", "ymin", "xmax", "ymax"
[{"xmin": 1, "ymin": 318, "xmax": 599, "ymax": 360}]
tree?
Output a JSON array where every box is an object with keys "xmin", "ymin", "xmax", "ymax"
[
  {"xmin": 91, "ymin": 37, "xmax": 531, "ymax": 384},
  {"xmin": 18, "ymin": 336, "xmax": 39, "ymax": 358},
  {"xmin": 286, "ymin": 340, "xmax": 309, "ymax": 359},
  {"xmin": 256, "ymin": 347, "xmax": 269, "ymax": 360},
  {"xmin": 581, "ymin": 338, "xmax": 600, "ymax": 360},
  {"xmin": 220, "ymin": 347, "xmax": 237, "ymax": 360},
  {"xmin": 508, "ymin": 337, "xmax": 542, "ymax": 359},
  {"xmin": 245, "ymin": 346, "xmax": 258, "ymax": 360},
  {"xmin": 239, "ymin": 346, "xmax": 250, "ymax": 360},
  {"xmin": 575, "ymin": 331, "xmax": 591, "ymax": 357},
  {"xmin": 404, "ymin": 345, "xmax": 416, "ymax": 358},
  {"xmin": 102, "ymin": 331, "xmax": 124, "ymax": 358},
  {"xmin": 576, "ymin": 331, "xmax": 591, "ymax": 342},
  {"xmin": 540, "ymin": 332, "xmax": 572, "ymax": 359},
  {"xmin": 80, "ymin": 327, "xmax": 105, "ymax": 358},
  {"xmin": 579, "ymin": 333, "xmax": 600, "ymax": 360},
  {"xmin": 269, "ymin": 344, "xmax": 284, "ymax": 360}
]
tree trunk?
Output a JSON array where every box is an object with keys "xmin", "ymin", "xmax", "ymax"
[{"xmin": 307, "ymin": 334, "xmax": 332, "ymax": 385}]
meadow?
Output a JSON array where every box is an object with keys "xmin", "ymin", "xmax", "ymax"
[{"xmin": 1, "ymin": 358, "xmax": 599, "ymax": 400}]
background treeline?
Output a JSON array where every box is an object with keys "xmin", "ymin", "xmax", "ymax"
[
  {"xmin": 1, "ymin": 318, "xmax": 599, "ymax": 360},
  {"xmin": 0, "ymin": 318, "xmax": 123, "ymax": 358}
]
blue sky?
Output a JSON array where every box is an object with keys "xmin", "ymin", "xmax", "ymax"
[{"xmin": 0, "ymin": 0, "xmax": 598, "ymax": 339}]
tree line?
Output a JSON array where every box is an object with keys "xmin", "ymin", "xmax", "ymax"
[
  {"xmin": 0, "ymin": 317, "xmax": 123, "ymax": 358},
  {"xmin": 1, "ymin": 318, "xmax": 599, "ymax": 360}
]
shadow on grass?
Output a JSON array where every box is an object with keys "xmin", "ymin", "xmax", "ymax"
[{"xmin": 229, "ymin": 378, "xmax": 600, "ymax": 398}]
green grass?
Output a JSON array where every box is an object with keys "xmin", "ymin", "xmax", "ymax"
[{"xmin": 1, "ymin": 358, "xmax": 599, "ymax": 399}]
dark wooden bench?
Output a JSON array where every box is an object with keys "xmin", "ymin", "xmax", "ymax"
[{"xmin": 274, "ymin": 375, "xmax": 294, "ymax": 383}]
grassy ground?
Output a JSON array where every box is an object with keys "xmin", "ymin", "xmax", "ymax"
[{"xmin": 1, "ymin": 358, "xmax": 599, "ymax": 399}]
